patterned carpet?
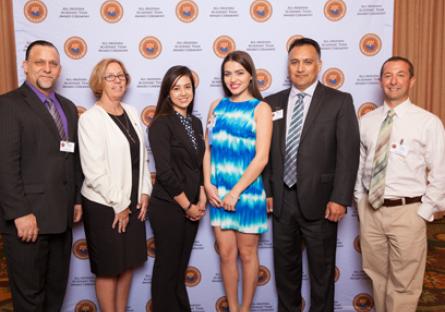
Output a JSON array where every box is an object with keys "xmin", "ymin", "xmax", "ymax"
[{"xmin": 0, "ymin": 218, "xmax": 444, "ymax": 311}]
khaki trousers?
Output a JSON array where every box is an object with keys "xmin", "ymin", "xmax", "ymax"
[{"xmin": 357, "ymin": 195, "xmax": 427, "ymax": 312}]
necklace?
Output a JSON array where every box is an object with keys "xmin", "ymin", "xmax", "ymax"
[{"xmin": 110, "ymin": 112, "xmax": 137, "ymax": 144}]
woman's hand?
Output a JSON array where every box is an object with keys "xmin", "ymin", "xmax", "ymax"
[
  {"xmin": 222, "ymin": 192, "xmax": 239, "ymax": 211},
  {"xmin": 112, "ymin": 208, "xmax": 130, "ymax": 233},
  {"xmin": 137, "ymin": 194, "xmax": 149, "ymax": 221},
  {"xmin": 205, "ymin": 183, "xmax": 222, "ymax": 207},
  {"xmin": 186, "ymin": 204, "xmax": 205, "ymax": 221}
]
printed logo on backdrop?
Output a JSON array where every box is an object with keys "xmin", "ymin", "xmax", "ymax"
[
  {"xmin": 358, "ymin": 102, "xmax": 378, "ymax": 118},
  {"xmin": 213, "ymin": 35, "xmax": 236, "ymax": 58},
  {"xmin": 250, "ymin": 0, "xmax": 273, "ymax": 23},
  {"xmin": 72, "ymin": 239, "xmax": 89, "ymax": 260},
  {"xmin": 141, "ymin": 105, "xmax": 157, "ymax": 127},
  {"xmin": 359, "ymin": 33, "xmax": 382, "ymax": 56},
  {"xmin": 185, "ymin": 266, "xmax": 202, "ymax": 287},
  {"xmin": 353, "ymin": 293, "xmax": 374, "ymax": 312},
  {"xmin": 257, "ymin": 265, "xmax": 271, "ymax": 286},
  {"xmin": 322, "ymin": 68, "xmax": 345, "ymax": 89},
  {"xmin": 324, "ymin": 0, "xmax": 347, "ymax": 22},
  {"xmin": 256, "ymin": 69, "xmax": 272, "ymax": 91},
  {"xmin": 353, "ymin": 235, "xmax": 362, "ymax": 254},
  {"xmin": 146, "ymin": 299, "xmax": 153, "ymax": 312},
  {"xmin": 64, "ymin": 37, "xmax": 88, "ymax": 60},
  {"xmin": 139, "ymin": 36, "xmax": 162, "ymax": 59},
  {"xmin": 76, "ymin": 106, "xmax": 87, "ymax": 117},
  {"xmin": 192, "ymin": 70, "xmax": 200, "ymax": 88},
  {"xmin": 335, "ymin": 266, "xmax": 340, "ymax": 282},
  {"xmin": 24, "ymin": 0, "xmax": 47, "ymax": 23},
  {"xmin": 215, "ymin": 296, "xmax": 229, "ymax": 312},
  {"xmin": 286, "ymin": 34, "xmax": 304, "ymax": 51},
  {"xmin": 146, "ymin": 237, "xmax": 156, "ymax": 258},
  {"xmin": 100, "ymin": 0, "xmax": 123, "ymax": 23},
  {"xmin": 176, "ymin": 0, "xmax": 199, "ymax": 23},
  {"xmin": 75, "ymin": 300, "xmax": 97, "ymax": 312}
]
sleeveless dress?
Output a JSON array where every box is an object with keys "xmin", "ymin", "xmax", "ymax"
[{"xmin": 209, "ymin": 97, "xmax": 268, "ymax": 234}]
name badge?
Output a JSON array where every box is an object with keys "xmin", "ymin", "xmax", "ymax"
[
  {"xmin": 391, "ymin": 141, "xmax": 409, "ymax": 157},
  {"xmin": 272, "ymin": 109, "xmax": 283, "ymax": 121},
  {"xmin": 60, "ymin": 141, "xmax": 75, "ymax": 153}
]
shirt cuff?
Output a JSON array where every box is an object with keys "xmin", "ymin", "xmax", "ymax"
[{"xmin": 417, "ymin": 203, "xmax": 435, "ymax": 222}]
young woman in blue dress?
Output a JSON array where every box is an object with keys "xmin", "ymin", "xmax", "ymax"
[{"xmin": 203, "ymin": 51, "xmax": 272, "ymax": 312}]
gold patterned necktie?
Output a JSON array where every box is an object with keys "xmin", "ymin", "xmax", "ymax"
[{"xmin": 368, "ymin": 109, "xmax": 395, "ymax": 209}]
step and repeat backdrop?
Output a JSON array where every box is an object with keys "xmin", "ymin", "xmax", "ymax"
[{"xmin": 13, "ymin": 0, "xmax": 393, "ymax": 311}]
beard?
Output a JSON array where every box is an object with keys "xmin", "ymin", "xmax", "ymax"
[{"xmin": 36, "ymin": 77, "xmax": 55, "ymax": 91}]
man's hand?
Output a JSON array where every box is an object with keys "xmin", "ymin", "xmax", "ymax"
[
  {"xmin": 73, "ymin": 204, "xmax": 82, "ymax": 223},
  {"xmin": 14, "ymin": 213, "xmax": 38, "ymax": 242},
  {"xmin": 266, "ymin": 197, "xmax": 273, "ymax": 214},
  {"xmin": 325, "ymin": 201, "xmax": 346, "ymax": 222}
]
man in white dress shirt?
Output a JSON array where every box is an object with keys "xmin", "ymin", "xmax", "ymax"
[{"xmin": 354, "ymin": 56, "xmax": 445, "ymax": 312}]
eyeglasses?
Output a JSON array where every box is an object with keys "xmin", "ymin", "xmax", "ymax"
[{"xmin": 103, "ymin": 74, "xmax": 128, "ymax": 82}]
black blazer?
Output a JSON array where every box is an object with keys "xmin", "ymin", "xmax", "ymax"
[
  {"xmin": 148, "ymin": 114, "xmax": 205, "ymax": 204},
  {"xmin": 263, "ymin": 83, "xmax": 360, "ymax": 220},
  {"xmin": 0, "ymin": 83, "xmax": 82, "ymax": 234}
]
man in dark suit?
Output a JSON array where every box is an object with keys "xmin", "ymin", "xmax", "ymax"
[
  {"xmin": 0, "ymin": 40, "xmax": 82, "ymax": 311},
  {"xmin": 263, "ymin": 38, "xmax": 360, "ymax": 312}
]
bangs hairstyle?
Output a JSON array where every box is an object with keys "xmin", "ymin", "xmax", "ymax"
[
  {"xmin": 220, "ymin": 50, "xmax": 263, "ymax": 100},
  {"xmin": 89, "ymin": 58, "xmax": 130, "ymax": 99},
  {"xmin": 154, "ymin": 65, "xmax": 196, "ymax": 117}
]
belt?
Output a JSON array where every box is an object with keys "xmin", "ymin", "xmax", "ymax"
[{"xmin": 383, "ymin": 196, "xmax": 422, "ymax": 207}]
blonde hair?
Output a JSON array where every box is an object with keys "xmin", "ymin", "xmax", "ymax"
[{"xmin": 89, "ymin": 58, "xmax": 131, "ymax": 98}]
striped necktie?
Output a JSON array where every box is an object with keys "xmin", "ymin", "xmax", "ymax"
[
  {"xmin": 283, "ymin": 93, "xmax": 305, "ymax": 188},
  {"xmin": 368, "ymin": 109, "xmax": 395, "ymax": 209},
  {"xmin": 45, "ymin": 98, "xmax": 66, "ymax": 140}
]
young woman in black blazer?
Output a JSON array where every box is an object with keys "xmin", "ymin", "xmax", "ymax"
[{"xmin": 148, "ymin": 65, "xmax": 206, "ymax": 312}]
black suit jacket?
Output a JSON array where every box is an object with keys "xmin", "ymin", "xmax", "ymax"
[
  {"xmin": 263, "ymin": 82, "xmax": 360, "ymax": 220},
  {"xmin": 148, "ymin": 114, "xmax": 205, "ymax": 204},
  {"xmin": 0, "ymin": 83, "xmax": 82, "ymax": 234}
]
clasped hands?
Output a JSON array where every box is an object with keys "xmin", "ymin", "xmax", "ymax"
[
  {"xmin": 112, "ymin": 194, "xmax": 149, "ymax": 233},
  {"xmin": 205, "ymin": 183, "xmax": 238, "ymax": 212}
]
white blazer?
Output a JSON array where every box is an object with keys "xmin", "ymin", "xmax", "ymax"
[{"xmin": 78, "ymin": 103, "xmax": 152, "ymax": 214}]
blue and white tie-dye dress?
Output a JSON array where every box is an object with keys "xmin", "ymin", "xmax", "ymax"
[{"xmin": 209, "ymin": 97, "xmax": 268, "ymax": 234}]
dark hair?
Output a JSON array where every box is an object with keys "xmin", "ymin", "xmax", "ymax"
[
  {"xmin": 25, "ymin": 40, "xmax": 59, "ymax": 60},
  {"xmin": 288, "ymin": 37, "xmax": 321, "ymax": 58},
  {"xmin": 220, "ymin": 50, "xmax": 263, "ymax": 100},
  {"xmin": 380, "ymin": 56, "xmax": 415, "ymax": 78},
  {"xmin": 154, "ymin": 65, "xmax": 196, "ymax": 117}
]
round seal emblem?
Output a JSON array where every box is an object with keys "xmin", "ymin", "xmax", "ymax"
[
  {"xmin": 76, "ymin": 106, "xmax": 87, "ymax": 117},
  {"xmin": 100, "ymin": 0, "xmax": 124, "ymax": 23},
  {"xmin": 24, "ymin": 0, "xmax": 47, "ymax": 23},
  {"xmin": 64, "ymin": 36, "xmax": 88, "ymax": 60},
  {"xmin": 286, "ymin": 34, "xmax": 304, "ymax": 52},
  {"xmin": 75, "ymin": 300, "xmax": 97, "ymax": 312},
  {"xmin": 139, "ymin": 36, "xmax": 162, "ymax": 59},
  {"xmin": 324, "ymin": 0, "xmax": 347, "ymax": 22},
  {"xmin": 322, "ymin": 67, "xmax": 345, "ymax": 89},
  {"xmin": 353, "ymin": 293, "xmax": 374, "ymax": 312},
  {"xmin": 250, "ymin": 0, "xmax": 273, "ymax": 23},
  {"xmin": 146, "ymin": 237, "xmax": 156, "ymax": 258},
  {"xmin": 256, "ymin": 69, "xmax": 272, "ymax": 91},
  {"xmin": 359, "ymin": 33, "xmax": 382, "ymax": 57},
  {"xmin": 213, "ymin": 35, "xmax": 236, "ymax": 59},
  {"xmin": 72, "ymin": 239, "xmax": 89, "ymax": 260},
  {"xmin": 257, "ymin": 265, "xmax": 271, "ymax": 286},
  {"xmin": 353, "ymin": 235, "xmax": 362, "ymax": 254},
  {"xmin": 184, "ymin": 266, "xmax": 202, "ymax": 287},
  {"xmin": 357, "ymin": 102, "xmax": 377, "ymax": 118},
  {"xmin": 215, "ymin": 296, "xmax": 229, "ymax": 312},
  {"xmin": 141, "ymin": 105, "xmax": 157, "ymax": 127},
  {"xmin": 176, "ymin": 0, "xmax": 199, "ymax": 23}
]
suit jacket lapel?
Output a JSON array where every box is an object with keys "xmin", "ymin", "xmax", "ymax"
[
  {"xmin": 279, "ymin": 89, "xmax": 291, "ymax": 157},
  {"xmin": 171, "ymin": 115, "xmax": 200, "ymax": 167},
  {"xmin": 300, "ymin": 83, "xmax": 325, "ymax": 144},
  {"xmin": 20, "ymin": 84, "xmax": 60, "ymax": 141}
]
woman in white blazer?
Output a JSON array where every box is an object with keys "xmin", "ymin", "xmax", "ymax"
[{"xmin": 78, "ymin": 58, "xmax": 152, "ymax": 312}]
